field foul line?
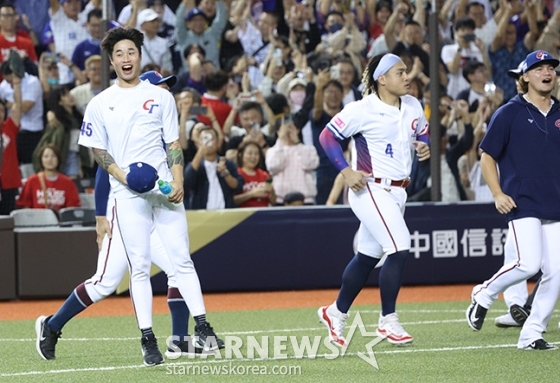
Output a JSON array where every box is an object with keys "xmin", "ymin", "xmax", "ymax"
[
  {"xmin": 2, "ymin": 341, "xmax": 559, "ymax": 378},
  {"xmin": 0, "ymin": 318, "xmax": 471, "ymax": 342}
]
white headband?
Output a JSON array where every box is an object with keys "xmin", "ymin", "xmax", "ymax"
[{"xmin": 372, "ymin": 54, "xmax": 403, "ymax": 81}]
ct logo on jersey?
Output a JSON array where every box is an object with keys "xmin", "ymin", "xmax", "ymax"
[
  {"xmin": 555, "ymin": 119, "xmax": 560, "ymax": 129},
  {"xmin": 411, "ymin": 118, "xmax": 418, "ymax": 131},
  {"xmin": 143, "ymin": 99, "xmax": 159, "ymax": 114}
]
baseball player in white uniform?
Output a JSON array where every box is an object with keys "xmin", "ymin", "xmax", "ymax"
[
  {"xmin": 77, "ymin": 27, "xmax": 221, "ymax": 365},
  {"xmin": 317, "ymin": 53, "xmax": 430, "ymax": 347},
  {"xmin": 35, "ymin": 72, "xmax": 206, "ymax": 364}
]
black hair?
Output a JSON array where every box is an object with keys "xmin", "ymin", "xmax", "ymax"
[
  {"xmin": 180, "ymin": 87, "xmax": 202, "ymax": 104},
  {"xmin": 405, "ymin": 20, "xmax": 421, "ymax": 28},
  {"xmin": 361, "ymin": 53, "xmax": 385, "ymax": 96},
  {"xmin": 0, "ymin": 2, "xmax": 15, "ymax": 12},
  {"xmin": 0, "ymin": 97, "xmax": 6, "ymax": 122},
  {"xmin": 101, "ymin": 27, "xmax": 144, "ymax": 58},
  {"xmin": 262, "ymin": 11, "xmax": 279, "ymax": 24},
  {"xmin": 322, "ymin": 79, "xmax": 343, "ymax": 94},
  {"xmin": 0, "ymin": 60, "xmax": 11, "ymax": 76},
  {"xmin": 183, "ymin": 44, "xmax": 206, "ymax": 59},
  {"xmin": 462, "ymin": 60, "xmax": 485, "ymax": 82},
  {"xmin": 325, "ymin": 10, "xmax": 344, "ymax": 21},
  {"xmin": 47, "ymin": 85, "xmax": 84, "ymax": 133},
  {"xmin": 39, "ymin": 143, "xmax": 63, "ymax": 172},
  {"xmin": 466, "ymin": 2, "xmax": 485, "ymax": 13},
  {"xmin": 375, "ymin": 0, "xmax": 393, "ymax": 14},
  {"xmin": 238, "ymin": 101, "xmax": 263, "ymax": 117},
  {"xmin": 454, "ymin": 17, "xmax": 476, "ymax": 31},
  {"xmin": 276, "ymin": 35, "xmax": 290, "ymax": 48},
  {"xmin": 87, "ymin": 8, "xmax": 102, "ymax": 22},
  {"xmin": 204, "ymin": 70, "xmax": 229, "ymax": 91},
  {"xmin": 265, "ymin": 93, "xmax": 289, "ymax": 115},
  {"xmin": 224, "ymin": 55, "xmax": 244, "ymax": 74}
]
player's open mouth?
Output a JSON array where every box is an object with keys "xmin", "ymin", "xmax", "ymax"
[
  {"xmin": 122, "ymin": 65, "xmax": 133, "ymax": 74},
  {"xmin": 542, "ymin": 78, "xmax": 552, "ymax": 84}
]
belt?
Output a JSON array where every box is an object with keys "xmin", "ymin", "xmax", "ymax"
[{"xmin": 373, "ymin": 177, "xmax": 411, "ymax": 188}]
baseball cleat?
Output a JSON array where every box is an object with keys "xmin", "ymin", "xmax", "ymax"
[
  {"xmin": 318, "ymin": 305, "xmax": 349, "ymax": 347},
  {"xmin": 376, "ymin": 312, "xmax": 413, "ymax": 345},
  {"xmin": 466, "ymin": 299, "xmax": 488, "ymax": 331},
  {"xmin": 141, "ymin": 334, "xmax": 164, "ymax": 367},
  {"xmin": 494, "ymin": 313, "xmax": 522, "ymax": 328},
  {"xmin": 165, "ymin": 338, "xmax": 213, "ymax": 358},
  {"xmin": 520, "ymin": 339, "xmax": 558, "ymax": 351},
  {"xmin": 194, "ymin": 322, "xmax": 224, "ymax": 351},
  {"xmin": 509, "ymin": 304, "xmax": 530, "ymax": 325},
  {"xmin": 35, "ymin": 315, "xmax": 61, "ymax": 360}
]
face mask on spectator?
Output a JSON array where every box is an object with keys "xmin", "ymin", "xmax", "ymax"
[
  {"xmin": 47, "ymin": 77, "xmax": 60, "ymax": 86},
  {"xmin": 329, "ymin": 23, "xmax": 343, "ymax": 34},
  {"xmin": 289, "ymin": 90, "xmax": 306, "ymax": 106}
]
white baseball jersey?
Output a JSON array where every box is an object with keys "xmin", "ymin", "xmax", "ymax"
[
  {"xmin": 326, "ymin": 93, "xmax": 428, "ymax": 181},
  {"xmin": 78, "ymin": 81, "xmax": 179, "ymax": 198}
]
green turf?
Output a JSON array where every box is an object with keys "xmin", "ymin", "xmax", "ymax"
[{"xmin": 1, "ymin": 300, "xmax": 558, "ymax": 382}]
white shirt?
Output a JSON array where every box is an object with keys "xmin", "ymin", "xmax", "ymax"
[
  {"xmin": 440, "ymin": 155, "xmax": 460, "ymax": 202},
  {"xmin": 141, "ymin": 34, "xmax": 173, "ymax": 73},
  {"xmin": 49, "ymin": 6, "xmax": 89, "ymax": 84},
  {"xmin": 441, "ymin": 42, "xmax": 484, "ymax": 99},
  {"xmin": 326, "ymin": 94, "xmax": 429, "ymax": 180},
  {"xmin": 0, "ymin": 74, "xmax": 43, "ymax": 132},
  {"xmin": 203, "ymin": 160, "xmax": 225, "ymax": 210},
  {"xmin": 79, "ymin": 81, "xmax": 178, "ymax": 198},
  {"xmin": 238, "ymin": 20, "xmax": 269, "ymax": 65}
]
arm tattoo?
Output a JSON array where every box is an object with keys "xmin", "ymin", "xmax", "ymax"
[
  {"xmin": 93, "ymin": 148, "xmax": 116, "ymax": 171},
  {"xmin": 167, "ymin": 140, "xmax": 184, "ymax": 168}
]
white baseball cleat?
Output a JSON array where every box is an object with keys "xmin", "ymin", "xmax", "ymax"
[
  {"xmin": 376, "ymin": 312, "xmax": 413, "ymax": 345},
  {"xmin": 318, "ymin": 305, "xmax": 349, "ymax": 347},
  {"xmin": 495, "ymin": 313, "xmax": 521, "ymax": 328}
]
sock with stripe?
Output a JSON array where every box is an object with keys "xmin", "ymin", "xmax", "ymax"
[
  {"xmin": 336, "ymin": 252, "xmax": 381, "ymax": 313},
  {"xmin": 379, "ymin": 250, "xmax": 409, "ymax": 316},
  {"xmin": 141, "ymin": 328, "xmax": 154, "ymax": 338},
  {"xmin": 47, "ymin": 283, "xmax": 90, "ymax": 332},
  {"xmin": 167, "ymin": 287, "xmax": 190, "ymax": 344},
  {"xmin": 194, "ymin": 314, "xmax": 206, "ymax": 326}
]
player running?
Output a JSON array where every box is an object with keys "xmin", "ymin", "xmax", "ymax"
[{"xmin": 317, "ymin": 53, "xmax": 430, "ymax": 347}]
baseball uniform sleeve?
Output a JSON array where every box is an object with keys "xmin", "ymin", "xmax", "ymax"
[
  {"xmin": 94, "ymin": 167, "xmax": 110, "ymax": 216},
  {"xmin": 415, "ymin": 105, "xmax": 430, "ymax": 144},
  {"xmin": 79, "ymin": 97, "xmax": 108, "ymax": 150},
  {"xmin": 325, "ymin": 102, "xmax": 362, "ymax": 140},
  {"xmin": 161, "ymin": 91, "xmax": 179, "ymax": 144}
]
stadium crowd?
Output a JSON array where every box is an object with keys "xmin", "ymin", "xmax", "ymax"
[{"xmin": 1, "ymin": 0, "xmax": 559, "ymax": 215}]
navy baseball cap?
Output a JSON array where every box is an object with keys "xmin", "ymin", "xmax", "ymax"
[
  {"xmin": 140, "ymin": 70, "xmax": 177, "ymax": 88},
  {"xmin": 127, "ymin": 162, "xmax": 158, "ymax": 193},
  {"xmin": 508, "ymin": 60, "xmax": 525, "ymax": 79},
  {"xmin": 185, "ymin": 8, "xmax": 207, "ymax": 21},
  {"xmin": 522, "ymin": 50, "xmax": 559, "ymax": 74}
]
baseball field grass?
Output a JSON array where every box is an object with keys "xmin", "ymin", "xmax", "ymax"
[{"xmin": 1, "ymin": 300, "xmax": 558, "ymax": 383}]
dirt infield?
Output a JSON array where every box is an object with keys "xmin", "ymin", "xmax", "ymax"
[{"xmin": 0, "ymin": 284, "xmax": 506, "ymax": 321}]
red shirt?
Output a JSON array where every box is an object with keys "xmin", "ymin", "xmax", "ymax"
[
  {"xmin": 0, "ymin": 117, "xmax": 21, "ymax": 189},
  {"xmin": 17, "ymin": 173, "xmax": 81, "ymax": 213},
  {"xmin": 0, "ymin": 34, "xmax": 37, "ymax": 64},
  {"xmin": 199, "ymin": 94, "xmax": 233, "ymax": 129},
  {"xmin": 237, "ymin": 168, "xmax": 271, "ymax": 208}
]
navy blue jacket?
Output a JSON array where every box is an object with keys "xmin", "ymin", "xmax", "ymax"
[{"xmin": 480, "ymin": 94, "xmax": 560, "ymax": 221}]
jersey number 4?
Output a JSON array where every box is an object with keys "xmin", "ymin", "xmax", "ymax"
[
  {"xmin": 385, "ymin": 144, "xmax": 394, "ymax": 158},
  {"xmin": 80, "ymin": 121, "xmax": 93, "ymax": 137}
]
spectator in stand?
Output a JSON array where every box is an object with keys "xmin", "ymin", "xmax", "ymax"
[
  {"xmin": 454, "ymin": 0, "xmax": 502, "ymax": 48},
  {"xmin": 288, "ymin": 0, "xmax": 321, "ymax": 54},
  {"xmin": 0, "ymin": 70, "xmax": 22, "ymax": 215},
  {"xmin": 197, "ymin": 70, "xmax": 231, "ymax": 129},
  {"xmin": 138, "ymin": 8, "xmax": 173, "ymax": 76},
  {"xmin": 441, "ymin": 17, "xmax": 491, "ymax": 99},
  {"xmin": 37, "ymin": 53, "xmax": 61, "ymax": 100},
  {"xmin": 0, "ymin": 3, "xmax": 37, "ymax": 71},
  {"xmin": 332, "ymin": 57, "xmax": 362, "ymax": 105},
  {"xmin": 488, "ymin": 0, "xmax": 538, "ymax": 102},
  {"xmin": 71, "ymin": 9, "xmax": 102, "ymax": 71},
  {"xmin": 367, "ymin": 1, "xmax": 392, "ymax": 47},
  {"xmin": 238, "ymin": 11, "xmax": 278, "ymax": 67},
  {"xmin": 0, "ymin": 60, "xmax": 43, "ymax": 165},
  {"xmin": 13, "ymin": 0, "xmax": 50, "ymax": 52},
  {"xmin": 16, "ymin": 143, "xmax": 81, "ymax": 213},
  {"xmin": 219, "ymin": 0, "xmax": 247, "ymax": 69},
  {"xmin": 234, "ymin": 141, "xmax": 276, "ymax": 207},
  {"xmin": 457, "ymin": 60, "xmax": 494, "ymax": 113},
  {"xmin": 283, "ymin": 191, "xmax": 305, "ymax": 206},
  {"xmin": 171, "ymin": 45, "xmax": 206, "ymax": 94},
  {"xmin": 391, "ymin": 20, "xmax": 430, "ymax": 78},
  {"xmin": 70, "ymin": 55, "xmax": 103, "ymax": 115},
  {"xmin": 184, "ymin": 126, "xmax": 244, "ymax": 209},
  {"xmin": 310, "ymin": 70, "xmax": 346, "ymax": 205},
  {"xmin": 118, "ymin": 0, "xmax": 176, "ymax": 29},
  {"xmin": 47, "ymin": 0, "xmax": 89, "ymax": 84},
  {"xmin": 175, "ymin": 0, "xmax": 228, "ymax": 71},
  {"xmin": 266, "ymin": 120, "xmax": 319, "ymax": 205},
  {"xmin": 367, "ymin": 3, "xmax": 407, "ymax": 58},
  {"xmin": 32, "ymin": 85, "xmax": 91, "ymax": 179}
]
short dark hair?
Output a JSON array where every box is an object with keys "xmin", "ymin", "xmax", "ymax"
[
  {"xmin": 462, "ymin": 60, "xmax": 485, "ymax": 82},
  {"xmin": 405, "ymin": 20, "xmax": 421, "ymax": 28},
  {"xmin": 204, "ymin": 70, "xmax": 229, "ymax": 91},
  {"xmin": 0, "ymin": 60, "xmax": 12, "ymax": 76},
  {"xmin": 0, "ymin": 3, "xmax": 16, "ymax": 12},
  {"xmin": 183, "ymin": 44, "xmax": 206, "ymax": 59},
  {"xmin": 238, "ymin": 101, "xmax": 263, "ymax": 117},
  {"xmin": 454, "ymin": 17, "xmax": 476, "ymax": 31},
  {"xmin": 101, "ymin": 27, "xmax": 144, "ymax": 58},
  {"xmin": 87, "ymin": 8, "xmax": 102, "ymax": 22},
  {"xmin": 325, "ymin": 10, "xmax": 344, "ymax": 21},
  {"xmin": 265, "ymin": 93, "xmax": 289, "ymax": 115},
  {"xmin": 375, "ymin": 1, "xmax": 393, "ymax": 14},
  {"xmin": 466, "ymin": 2, "xmax": 485, "ymax": 13},
  {"xmin": 323, "ymin": 79, "xmax": 343, "ymax": 94}
]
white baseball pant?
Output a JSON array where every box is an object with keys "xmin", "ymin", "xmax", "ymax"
[{"xmin": 502, "ymin": 230, "xmax": 529, "ymax": 308}]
